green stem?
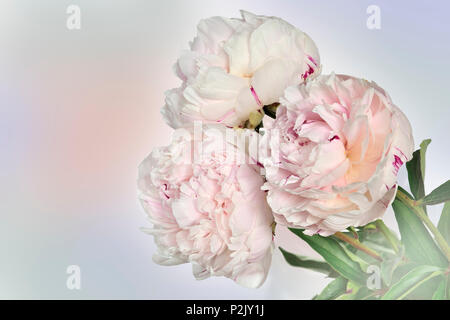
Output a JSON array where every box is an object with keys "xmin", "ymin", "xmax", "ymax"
[
  {"xmin": 347, "ymin": 226, "xmax": 359, "ymax": 239},
  {"xmin": 271, "ymin": 221, "xmax": 277, "ymax": 236},
  {"xmin": 334, "ymin": 232, "xmax": 383, "ymax": 262},
  {"xmin": 375, "ymin": 219, "xmax": 400, "ymax": 254},
  {"xmin": 396, "ymin": 188, "xmax": 450, "ymax": 262}
]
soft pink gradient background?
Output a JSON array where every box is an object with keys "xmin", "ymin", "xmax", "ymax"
[{"xmin": 1, "ymin": 0, "xmax": 449, "ymax": 299}]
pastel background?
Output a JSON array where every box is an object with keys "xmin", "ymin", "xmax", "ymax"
[{"xmin": 1, "ymin": 0, "xmax": 449, "ymax": 299}]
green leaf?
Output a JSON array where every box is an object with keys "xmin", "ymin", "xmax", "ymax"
[
  {"xmin": 340, "ymin": 245, "xmax": 371, "ymax": 272},
  {"xmin": 408, "ymin": 275, "xmax": 444, "ymax": 300},
  {"xmin": 380, "ymin": 248, "xmax": 404, "ymax": 286},
  {"xmin": 381, "ymin": 265, "xmax": 444, "ymax": 300},
  {"xmin": 314, "ymin": 277, "xmax": 347, "ymax": 300},
  {"xmin": 438, "ymin": 202, "xmax": 450, "ymax": 245},
  {"xmin": 419, "ymin": 139, "xmax": 431, "ymax": 182},
  {"xmin": 262, "ymin": 103, "xmax": 279, "ymax": 119},
  {"xmin": 357, "ymin": 225, "xmax": 399, "ymax": 257},
  {"xmin": 390, "ymin": 261, "xmax": 443, "ymax": 300},
  {"xmin": 335, "ymin": 281, "xmax": 361, "ymax": 300},
  {"xmin": 447, "ymin": 275, "xmax": 450, "ymax": 299},
  {"xmin": 406, "ymin": 139, "xmax": 431, "ymax": 200},
  {"xmin": 397, "ymin": 185, "xmax": 414, "ymax": 199},
  {"xmin": 392, "ymin": 199, "xmax": 448, "ymax": 267},
  {"xmin": 289, "ymin": 228, "xmax": 367, "ymax": 285},
  {"xmin": 391, "ymin": 262, "xmax": 418, "ymax": 284},
  {"xmin": 422, "ymin": 180, "xmax": 450, "ymax": 206},
  {"xmin": 334, "ymin": 282, "xmax": 376, "ymax": 300},
  {"xmin": 279, "ymin": 247, "xmax": 338, "ymax": 277},
  {"xmin": 432, "ymin": 277, "xmax": 448, "ymax": 300}
]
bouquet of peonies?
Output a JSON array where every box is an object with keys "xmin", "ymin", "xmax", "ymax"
[{"xmin": 138, "ymin": 11, "xmax": 450, "ymax": 299}]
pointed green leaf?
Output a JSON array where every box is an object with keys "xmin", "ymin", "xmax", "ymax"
[
  {"xmin": 406, "ymin": 150, "xmax": 424, "ymax": 200},
  {"xmin": 406, "ymin": 139, "xmax": 430, "ymax": 200},
  {"xmin": 419, "ymin": 139, "xmax": 431, "ymax": 181},
  {"xmin": 392, "ymin": 199, "xmax": 448, "ymax": 267},
  {"xmin": 314, "ymin": 277, "xmax": 347, "ymax": 300},
  {"xmin": 432, "ymin": 277, "xmax": 448, "ymax": 300},
  {"xmin": 422, "ymin": 180, "xmax": 450, "ymax": 206},
  {"xmin": 438, "ymin": 202, "xmax": 450, "ymax": 246},
  {"xmin": 381, "ymin": 265, "xmax": 444, "ymax": 300},
  {"xmin": 289, "ymin": 228, "xmax": 367, "ymax": 285},
  {"xmin": 279, "ymin": 247, "xmax": 338, "ymax": 277},
  {"xmin": 262, "ymin": 103, "xmax": 279, "ymax": 119}
]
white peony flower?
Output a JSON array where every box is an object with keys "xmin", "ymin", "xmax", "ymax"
[
  {"xmin": 261, "ymin": 74, "xmax": 414, "ymax": 236},
  {"xmin": 138, "ymin": 125, "xmax": 273, "ymax": 288},
  {"xmin": 162, "ymin": 10, "xmax": 321, "ymax": 128}
]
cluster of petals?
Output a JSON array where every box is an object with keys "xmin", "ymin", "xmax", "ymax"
[
  {"xmin": 139, "ymin": 10, "xmax": 415, "ymax": 289},
  {"xmin": 261, "ymin": 73, "xmax": 414, "ymax": 235},
  {"xmin": 162, "ymin": 10, "xmax": 320, "ymax": 128},
  {"xmin": 138, "ymin": 126, "xmax": 273, "ymax": 288}
]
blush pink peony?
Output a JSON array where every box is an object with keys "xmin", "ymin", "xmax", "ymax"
[
  {"xmin": 261, "ymin": 74, "xmax": 414, "ymax": 236},
  {"xmin": 138, "ymin": 126, "xmax": 273, "ymax": 288},
  {"xmin": 162, "ymin": 10, "xmax": 320, "ymax": 129}
]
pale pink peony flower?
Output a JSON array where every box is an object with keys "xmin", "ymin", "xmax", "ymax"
[
  {"xmin": 261, "ymin": 74, "xmax": 414, "ymax": 236},
  {"xmin": 162, "ymin": 10, "xmax": 320, "ymax": 128},
  {"xmin": 138, "ymin": 126, "xmax": 273, "ymax": 288}
]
